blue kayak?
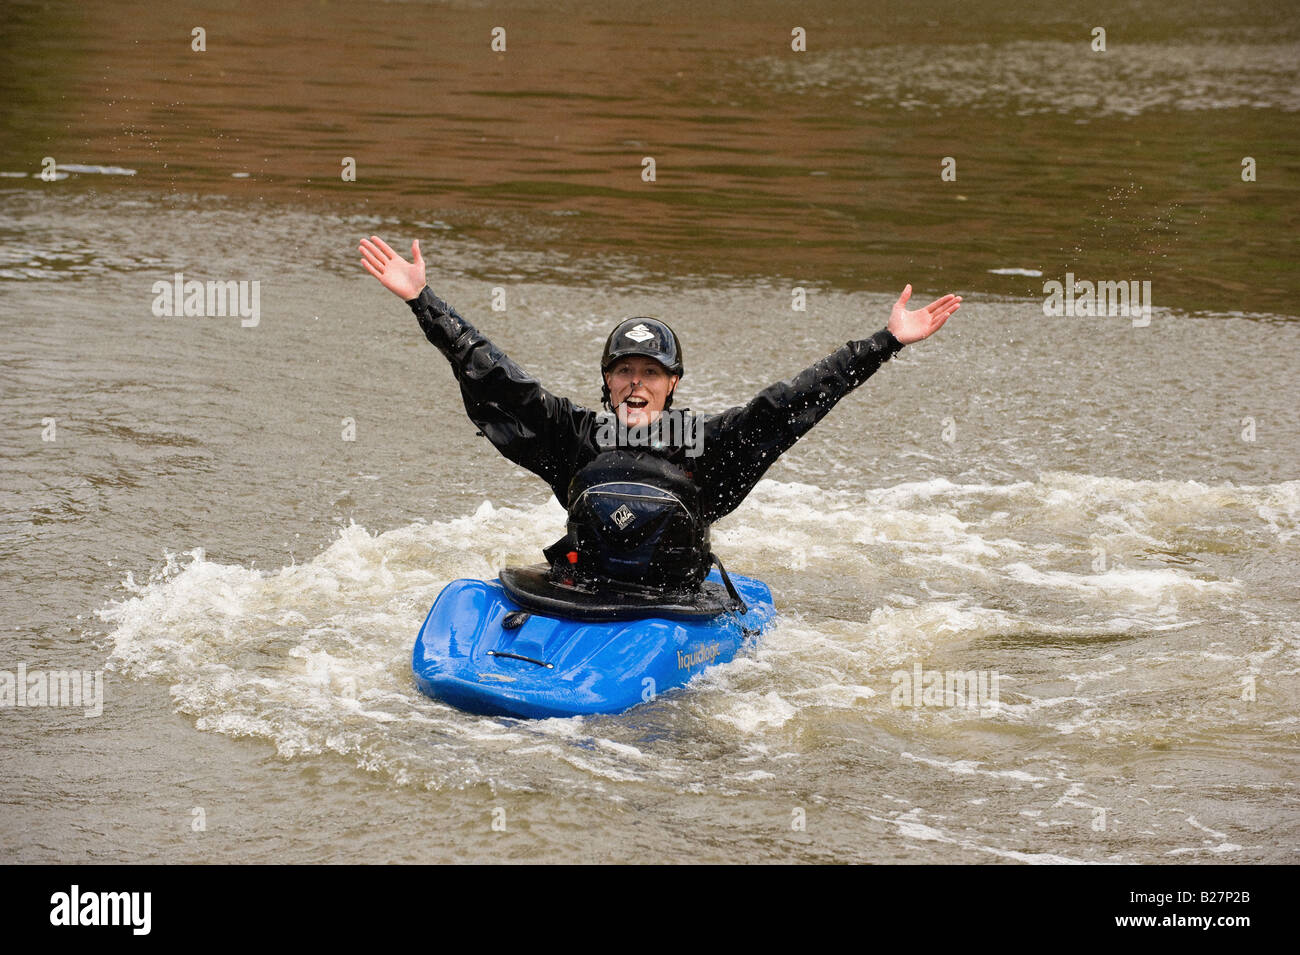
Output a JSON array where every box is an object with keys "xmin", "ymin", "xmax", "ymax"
[{"xmin": 412, "ymin": 565, "xmax": 776, "ymax": 719}]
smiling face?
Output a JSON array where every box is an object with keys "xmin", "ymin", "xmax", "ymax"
[{"xmin": 603, "ymin": 355, "xmax": 679, "ymax": 428}]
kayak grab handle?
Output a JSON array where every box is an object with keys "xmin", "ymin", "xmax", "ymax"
[
  {"xmin": 487, "ymin": 650, "xmax": 555, "ymax": 669},
  {"xmin": 709, "ymin": 552, "xmax": 749, "ymax": 616}
]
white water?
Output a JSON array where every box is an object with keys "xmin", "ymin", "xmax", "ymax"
[{"xmin": 91, "ymin": 473, "xmax": 1297, "ymax": 865}]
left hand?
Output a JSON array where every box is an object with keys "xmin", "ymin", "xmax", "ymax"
[
  {"xmin": 888, "ymin": 285, "xmax": 962, "ymax": 345},
  {"xmin": 359, "ymin": 236, "xmax": 427, "ymax": 301}
]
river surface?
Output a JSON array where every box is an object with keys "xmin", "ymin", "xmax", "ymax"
[{"xmin": 1, "ymin": 0, "xmax": 1297, "ymax": 863}]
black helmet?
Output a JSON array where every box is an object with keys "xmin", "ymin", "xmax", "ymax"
[{"xmin": 600, "ymin": 317, "xmax": 684, "ymax": 378}]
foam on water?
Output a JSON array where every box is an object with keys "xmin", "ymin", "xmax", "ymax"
[
  {"xmin": 97, "ymin": 472, "xmax": 1299, "ymax": 816},
  {"xmin": 758, "ymin": 40, "xmax": 1300, "ymax": 116},
  {"xmin": 55, "ymin": 164, "xmax": 138, "ymax": 176}
]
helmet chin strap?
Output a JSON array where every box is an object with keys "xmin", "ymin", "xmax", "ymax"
[{"xmin": 600, "ymin": 379, "xmax": 678, "ymax": 413}]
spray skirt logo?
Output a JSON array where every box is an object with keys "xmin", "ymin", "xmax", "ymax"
[{"xmin": 609, "ymin": 504, "xmax": 636, "ymax": 529}]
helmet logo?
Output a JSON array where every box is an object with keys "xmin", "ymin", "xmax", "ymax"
[
  {"xmin": 623, "ymin": 323, "xmax": 655, "ymax": 343},
  {"xmin": 610, "ymin": 504, "xmax": 636, "ymax": 530}
]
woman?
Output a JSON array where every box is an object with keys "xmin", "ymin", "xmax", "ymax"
[{"xmin": 360, "ymin": 235, "xmax": 961, "ymax": 599}]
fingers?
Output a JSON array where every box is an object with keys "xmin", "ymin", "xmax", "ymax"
[
  {"xmin": 925, "ymin": 295, "xmax": 962, "ymax": 318},
  {"xmin": 930, "ymin": 298, "xmax": 962, "ymax": 330},
  {"xmin": 359, "ymin": 244, "xmax": 386, "ymax": 273},
  {"xmin": 894, "ymin": 288, "xmax": 963, "ymax": 342},
  {"xmin": 359, "ymin": 237, "xmax": 388, "ymax": 261},
  {"xmin": 360, "ymin": 258, "xmax": 384, "ymax": 281},
  {"xmin": 370, "ymin": 235, "xmax": 398, "ymax": 259},
  {"xmin": 412, "ymin": 238, "xmax": 423, "ymax": 265}
]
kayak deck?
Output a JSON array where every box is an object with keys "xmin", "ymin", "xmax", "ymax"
[{"xmin": 412, "ymin": 568, "xmax": 776, "ymax": 719}]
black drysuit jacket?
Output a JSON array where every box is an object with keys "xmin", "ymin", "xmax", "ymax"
[{"xmin": 407, "ymin": 286, "xmax": 904, "ymax": 556}]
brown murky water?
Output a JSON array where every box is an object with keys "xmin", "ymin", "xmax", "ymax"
[{"xmin": 4, "ymin": 0, "xmax": 1297, "ymax": 310}]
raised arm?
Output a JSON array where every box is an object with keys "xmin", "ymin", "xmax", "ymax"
[
  {"xmin": 359, "ymin": 235, "xmax": 592, "ymax": 501},
  {"xmin": 695, "ymin": 287, "xmax": 961, "ymax": 522}
]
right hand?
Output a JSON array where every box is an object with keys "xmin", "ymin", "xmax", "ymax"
[
  {"xmin": 359, "ymin": 235, "xmax": 426, "ymax": 301},
  {"xmin": 887, "ymin": 285, "xmax": 962, "ymax": 345}
]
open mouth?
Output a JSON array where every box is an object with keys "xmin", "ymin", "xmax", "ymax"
[{"xmin": 624, "ymin": 396, "xmax": 649, "ymax": 410}]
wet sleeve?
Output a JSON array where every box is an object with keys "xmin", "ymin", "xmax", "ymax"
[
  {"xmin": 696, "ymin": 328, "xmax": 904, "ymax": 522},
  {"xmin": 406, "ymin": 286, "xmax": 589, "ymax": 498}
]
